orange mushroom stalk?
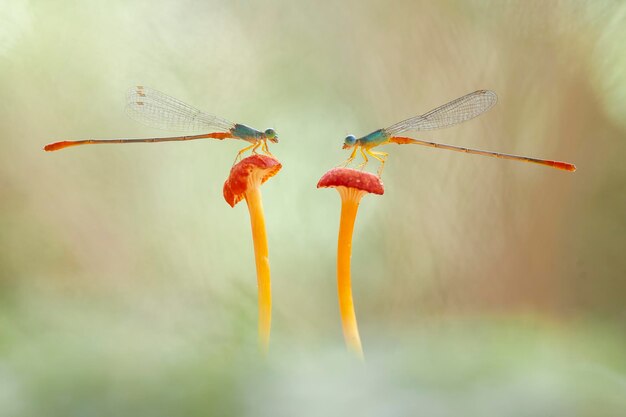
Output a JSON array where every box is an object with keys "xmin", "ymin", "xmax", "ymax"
[
  {"xmin": 317, "ymin": 167, "xmax": 384, "ymax": 359},
  {"xmin": 224, "ymin": 155, "xmax": 282, "ymax": 353}
]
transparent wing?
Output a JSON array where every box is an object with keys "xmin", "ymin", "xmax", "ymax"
[
  {"xmin": 384, "ymin": 90, "xmax": 497, "ymax": 136},
  {"xmin": 125, "ymin": 86, "xmax": 235, "ymax": 132}
]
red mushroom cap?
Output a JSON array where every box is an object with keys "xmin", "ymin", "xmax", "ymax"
[
  {"xmin": 223, "ymin": 155, "xmax": 282, "ymax": 207},
  {"xmin": 317, "ymin": 167, "xmax": 384, "ymax": 195}
]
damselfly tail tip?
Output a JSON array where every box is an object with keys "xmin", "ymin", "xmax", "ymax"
[
  {"xmin": 44, "ymin": 141, "xmax": 70, "ymax": 152},
  {"xmin": 551, "ymin": 161, "xmax": 576, "ymax": 172}
]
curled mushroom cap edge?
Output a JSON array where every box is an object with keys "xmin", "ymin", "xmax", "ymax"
[{"xmin": 224, "ymin": 155, "xmax": 282, "ymax": 207}]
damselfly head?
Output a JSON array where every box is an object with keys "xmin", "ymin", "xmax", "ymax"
[
  {"xmin": 343, "ymin": 135, "xmax": 356, "ymax": 149},
  {"xmin": 264, "ymin": 128, "xmax": 279, "ymax": 143}
]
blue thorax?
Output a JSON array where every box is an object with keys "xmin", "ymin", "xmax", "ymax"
[
  {"xmin": 359, "ymin": 129, "xmax": 388, "ymax": 146},
  {"xmin": 231, "ymin": 124, "xmax": 263, "ymax": 141}
]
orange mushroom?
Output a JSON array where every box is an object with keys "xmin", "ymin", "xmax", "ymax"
[
  {"xmin": 224, "ymin": 155, "xmax": 282, "ymax": 354},
  {"xmin": 317, "ymin": 167, "xmax": 384, "ymax": 359}
]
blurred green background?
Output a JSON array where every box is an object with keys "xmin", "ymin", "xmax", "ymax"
[{"xmin": 1, "ymin": 0, "xmax": 625, "ymax": 415}]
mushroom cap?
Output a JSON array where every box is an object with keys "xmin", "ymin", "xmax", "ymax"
[
  {"xmin": 317, "ymin": 167, "xmax": 384, "ymax": 195},
  {"xmin": 223, "ymin": 155, "xmax": 282, "ymax": 207}
]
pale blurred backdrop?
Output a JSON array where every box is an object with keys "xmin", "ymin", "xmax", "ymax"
[{"xmin": 1, "ymin": 0, "xmax": 625, "ymax": 416}]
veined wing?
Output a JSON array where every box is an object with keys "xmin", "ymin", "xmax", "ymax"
[
  {"xmin": 125, "ymin": 86, "xmax": 234, "ymax": 132},
  {"xmin": 384, "ymin": 90, "xmax": 497, "ymax": 136}
]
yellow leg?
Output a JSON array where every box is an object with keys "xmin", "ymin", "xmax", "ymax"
[
  {"xmin": 356, "ymin": 147, "xmax": 369, "ymax": 170},
  {"xmin": 366, "ymin": 149, "xmax": 388, "ymax": 176},
  {"xmin": 261, "ymin": 139, "xmax": 274, "ymax": 157},
  {"xmin": 341, "ymin": 147, "xmax": 359, "ymax": 167},
  {"xmin": 234, "ymin": 142, "xmax": 257, "ymax": 164}
]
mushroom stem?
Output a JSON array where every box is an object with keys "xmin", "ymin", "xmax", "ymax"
[
  {"xmin": 244, "ymin": 186, "xmax": 272, "ymax": 354},
  {"xmin": 336, "ymin": 187, "xmax": 365, "ymax": 359}
]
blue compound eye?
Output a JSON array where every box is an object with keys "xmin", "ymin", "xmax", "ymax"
[
  {"xmin": 344, "ymin": 135, "xmax": 356, "ymax": 146},
  {"xmin": 264, "ymin": 128, "xmax": 278, "ymax": 143}
]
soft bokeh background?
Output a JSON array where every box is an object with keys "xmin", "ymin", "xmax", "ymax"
[{"xmin": 1, "ymin": 0, "xmax": 625, "ymax": 415}]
